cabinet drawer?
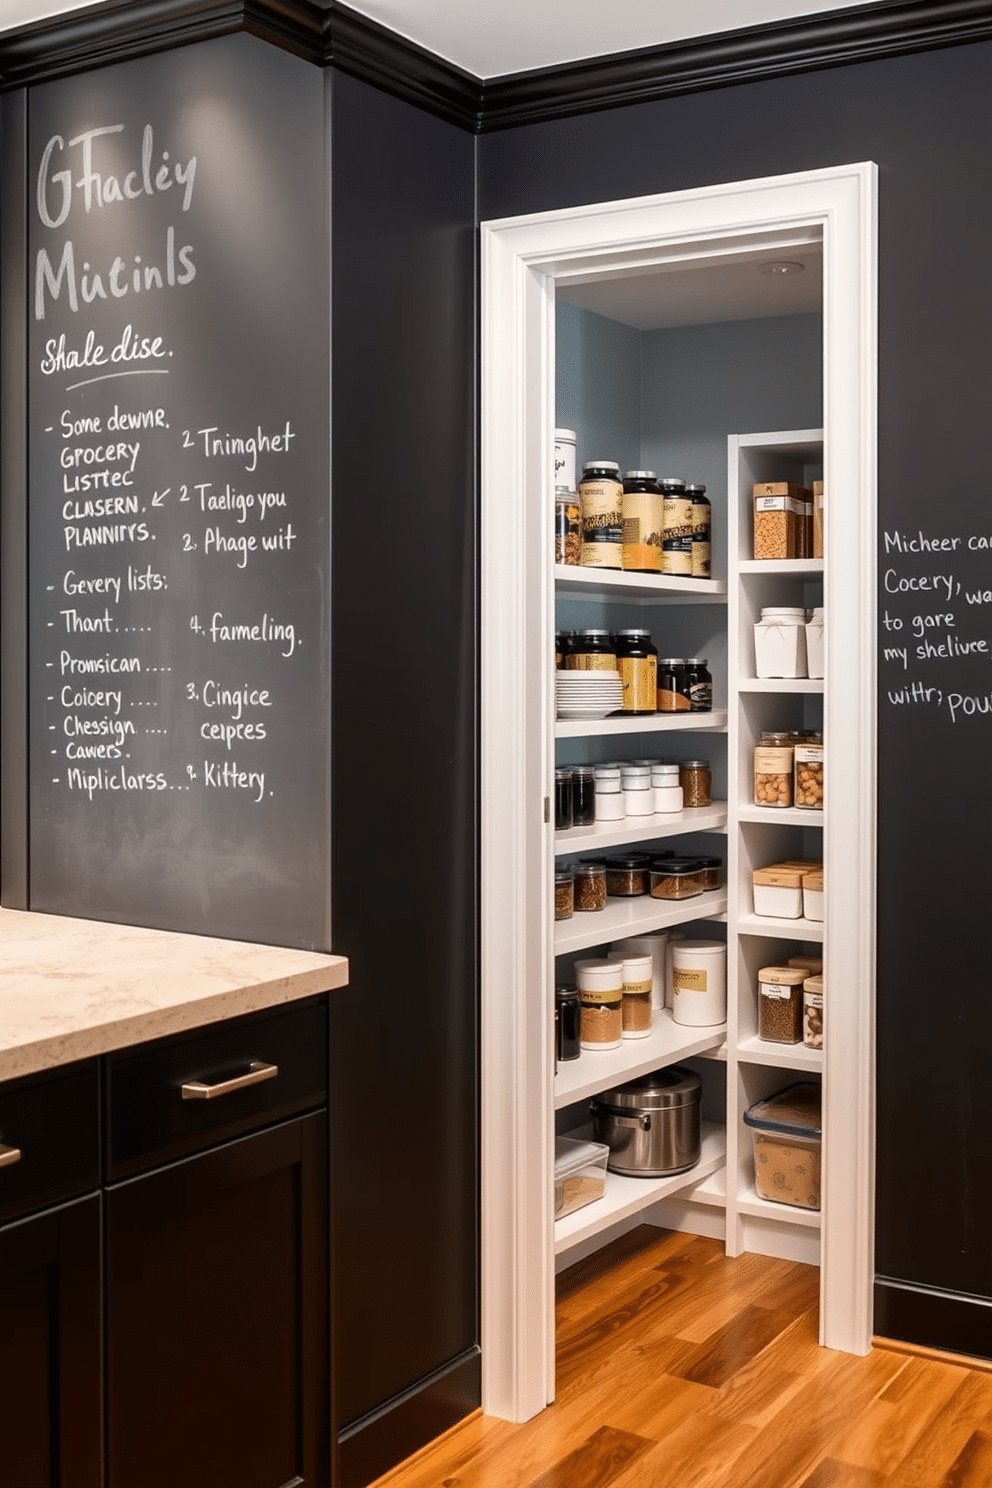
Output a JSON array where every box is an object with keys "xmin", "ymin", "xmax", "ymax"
[
  {"xmin": 105, "ymin": 997, "xmax": 327, "ymax": 1179},
  {"xmin": 0, "ymin": 1063, "xmax": 100, "ymax": 1225}
]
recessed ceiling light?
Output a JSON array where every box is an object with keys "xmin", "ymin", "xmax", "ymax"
[{"xmin": 757, "ymin": 260, "xmax": 805, "ymax": 277}]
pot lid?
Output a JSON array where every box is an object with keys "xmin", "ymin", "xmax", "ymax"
[{"xmin": 596, "ymin": 1065, "xmax": 701, "ymax": 1110}]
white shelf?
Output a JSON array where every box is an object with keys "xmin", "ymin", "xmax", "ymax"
[
  {"xmin": 737, "ymin": 805, "xmax": 823, "ymax": 826},
  {"xmin": 556, "ymin": 709, "xmax": 728, "ymax": 739},
  {"xmin": 738, "ymin": 559, "xmax": 824, "ymax": 577},
  {"xmin": 555, "ymin": 565, "xmax": 727, "ymax": 604},
  {"xmin": 555, "ymin": 1011, "xmax": 726, "ymax": 1109},
  {"xmin": 555, "ymin": 890, "xmax": 728, "ymax": 955},
  {"xmin": 686, "ymin": 1164, "xmax": 726, "ymax": 1207},
  {"xmin": 737, "ymin": 1037, "xmax": 823, "ymax": 1073},
  {"xmin": 736, "ymin": 1186, "xmax": 821, "ymax": 1229},
  {"xmin": 737, "ymin": 677, "xmax": 824, "ymax": 694},
  {"xmin": 554, "ymin": 803, "xmax": 728, "ymax": 855},
  {"xmin": 555, "ymin": 1122, "xmax": 726, "ymax": 1257},
  {"xmin": 736, "ymin": 913, "xmax": 824, "ymax": 943}
]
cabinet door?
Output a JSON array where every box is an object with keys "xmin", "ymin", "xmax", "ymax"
[
  {"xmin": 0, "ymin": 1193, "xmax": 102, "ymax": 1488},
  {"xmin": 106, "ymin": 1114, "xmax": 328, "ymax": 1488}
]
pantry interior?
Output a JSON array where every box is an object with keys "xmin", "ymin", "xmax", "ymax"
[{"xmin": 480, "ymin": 165, "xmax": 877, "ymax": 1422}]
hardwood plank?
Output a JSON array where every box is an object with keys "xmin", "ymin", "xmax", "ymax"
[
  {"xmin": 941, "ymin": 1430, "xmax": 992, "ymax": 1488},
  {"xmin": 882, "ymin": 1372, "xmax": 992, "ymax": 1487},
  {"xmin": 527, "ymin": 1425, "xmax": 652, "ymax": 1488},
  {"xmin": 672, "ymin": 1302, "xmax": 807, "ymax": 1388},
  {"xmin": 827, "ymin": 1357, "xmax": 966, "ymax": 1476},
  {"xmin": 604, "ymin": 1409, "xmax": 757, "ymax": 1488},
  {"xmin": 796, "ymin": 1461, "xmax": 885, "ymax": 1488}
]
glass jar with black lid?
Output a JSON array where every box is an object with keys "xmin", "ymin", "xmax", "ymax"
[
  {"xmin": 614, "ymin": 629, "xmax": 658, "ymax": 715},
  {"xmin": 565, "ymin": 629, "xmax": 616, "ymax": 671},
  {"xmin": 657, "ymin": 657, "xmax": 690, "ymax": 712},
  {"xmin": 686, "ymin": 482, "xmax": 711, "ymax": 578},
  {"xmin": 683, "ymin": 658, "xmax": 712, "ymax": 712}
]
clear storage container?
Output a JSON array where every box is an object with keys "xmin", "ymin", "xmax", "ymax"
[
  {"xmin": 743, "ymin": 1083, "xmax": 822, "ymax": 1210},
  {"xmin": 554, "ymin": 1136, "xmax": 608, "ymax": 1218}
]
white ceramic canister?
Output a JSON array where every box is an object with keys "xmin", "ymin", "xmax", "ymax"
[
  {"xmin": 594, "ymin": 766, "xmax": 624, "ymax": 822},
  {"xmin": 651, "ymin": 763, "xmax": 684, "ymax": 813},
  {"xmin": 621, "ymin": 765, "xmax": 654, "ymax": 817},
  {"xmin": 574, "ymin": 957, "xmax": 624, "ymax": 1051},
  {"xmin": 754, "ymin": 607, "xmax": 808, "ymax": 679},
  {"xmin": 554, "ymin": 428, "xmax": 577, "ymax": 493},
  {"xmin": 805, "ymin": 607, "xmax": 824, "ymax": 679},
  {"xmin": 612, "ymin": 931, "xmax": 669, "ymax": 1011},
  {"xmin": 670, "ymin": 939, "xmax": 727, "ymax": 1027}
]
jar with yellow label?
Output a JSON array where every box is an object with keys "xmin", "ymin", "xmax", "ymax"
[
  {"xmin": 621, "ymin": 471, "xmax": 663, "ymax": 572},
  {"xmin": 661, "ymin": 476, "xmax": 693, "ymax": 575},
  {"xmin": 578, "ymin": 460, "xmax": 623, "ymax": 569},
  {"xmin": 575, "ymin": 959, "xmax": 623, "ymax": 1050},
  {"xmin": 614, "ymin": 629, "xmax": 658, "ymax": 714},
  {"xmin": 565, "ymin": 629, "xmax": 616, "ymax": 671}
]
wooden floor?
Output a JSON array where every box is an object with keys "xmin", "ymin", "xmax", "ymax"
[{"xmin": 374, "ymin": 1226, "xmax": 992, "ymax": 1488}]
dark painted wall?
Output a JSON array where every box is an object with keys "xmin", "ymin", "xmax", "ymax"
[
  {"xmin": 480, "ymin": 41, "xmax": 992, "ymax": 1355},
  {"xmin": 328, "ymin": 68, "xmax": 479, "ymax": 1485}
]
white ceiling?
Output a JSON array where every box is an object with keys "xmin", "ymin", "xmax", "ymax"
[{"xmin": 1, "ymin": 0, "xmax": 887, "ymax": 76}]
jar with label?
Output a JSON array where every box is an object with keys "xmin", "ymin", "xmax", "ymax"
[
  {"xmin": 758, "ymin": 966, "xmax": 805, "ymax": 1043},
  {"xmin": 671, "ymin": 939, "xmax": 726, "ymax": 1027},
  {"xmin": 803, "ymin": 974, "xmax": 824, "ymax": 1048},
  {"xmin": 554, "ymin": 768, "xmax": 573, "ymax": 830},
  {"xmin": 578, "ymin": 460, "xmax": 623, "ymax": 569},
  {"xmin": 565, "ymin": 629, "xmax": 616, "ymax": 671},
  {"xmin": 555, "ymin": 984, "xmax": 581, "ymax": 1062},
  {"xmin": 794, "ymin": 735, "xmax": 824, "ymax": 810},
  {"xmin": 554, "ymin": 428, "xmax": 577, "ymax": 493},
  {"xmin": 661, "ymin": 477, "xmax": 693, "ymax": 575},
  {"xmin": 754, "ymin": 731, "xmax": 794, "ymax": 808},
  {"xmin": 616, "ymin": 955, "xmax": 654, "ymax": 1039},
  {"xmin": 621, "ymin": 471, "xmax": 663, "ymax": 573},
  {"xmin": 614, "ymin": 629, "xmax": 658, "ymax": 714},
  {"xmin": 570, "ymin": 765, "xmax": 596, "ymax": 827},
  {"xmin": 754, "ymin": 607, "xmax": 808, "ymax": 679},
  {"xmin": 575, "ymin": 959, "xmax": 623, "ymax": 1050},
  {"xmin": 554, "ymin": 492, "xmax": 582, "ymax": 566},
  {"xmin": 679, "ymin": 759, "xmax": 711, "ymax": 807},
  {"xmin": 683, "ymin": 658, "xmax": 712, "ymax": 712},
  {"xmin": 686, "ymin": 483, "xmax": 711, "ymax": 578},
  {"xmin": 554, "ymin": 867, "xmax": 574, "ymax": 921},
  {"xmin": 657, "ymin": 658, "xmax": 690, "ymax": 712},
  {"xmin": 573, "ymin": 861, "xmax": 607, "ymax": 911}
]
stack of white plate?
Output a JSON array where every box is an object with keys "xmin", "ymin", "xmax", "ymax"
[{"xmin": 556, "ymin": 671, "xmax": 624, "ymax": 720}]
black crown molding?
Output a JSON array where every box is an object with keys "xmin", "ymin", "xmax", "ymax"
[
  {"xmin": 1, "ymin": 0, "xmax": 992, "ymax": 130},
  {"xmin": 479, "ymin": 0, "xmax": 992, "ymax": 130}
]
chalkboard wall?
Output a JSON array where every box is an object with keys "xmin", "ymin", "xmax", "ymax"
[
  {"xmin": 25, "ymin": 34, "xmax": 331, "ymax": 947},
  {"xmin": 479, "ymin": 37, "xmax": 992, "ymax": 1358}
]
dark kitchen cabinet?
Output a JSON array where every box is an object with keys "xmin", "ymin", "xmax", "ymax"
[
  {"xmin": 0, "ymin": 1064, "xmax": 102, "ymax": 1488},
  {"xmin": 104, "ymin": 999, "xmax": 330, "ymax": 1488}
]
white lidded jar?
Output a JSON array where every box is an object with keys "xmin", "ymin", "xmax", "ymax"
[
  {"xmin": 621, "ymin": 763, "xmax": 654, "ymax": 817},
  {"xmin": 670, "ymin": 939, "xmax": 727, "ymax": 1027},
  {"xmin": 554, "ymin": 427, "xmax": 577, "ymax": 492},
  {"xmin": 613, "ymin": 930, "xmax": 668, "ymax": 1011},
  {"xmin": 575, "ymin": 957, "xmax": 624, "ymax": 1050},
  {"xmin": 754, "ymin": 606, "xmax": 808, "ymax": 679},
  {"xmin": 805, "ymin": 607, "xmax": 824, "ymax": 678},
  {"xmin": 606, "ymin": 952, "xmax": 655, "ymax": 1039},
  {"xmin": 651, "ymin": 760, "xmax": 684, "ymax": 814},
  {"xmin": 594, "ymin": 766, "xmax": 624, "ymax": 822}
]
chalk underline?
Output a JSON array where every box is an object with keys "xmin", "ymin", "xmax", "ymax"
[{"xmin": 66, "ymin": 369, "xmax": 171, "ymax": 392}]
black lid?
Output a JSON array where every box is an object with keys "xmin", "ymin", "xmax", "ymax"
[
  {"xmin": 614, "ymin": 628, "xmax": 651, "ymax": 638},
  {"xmin": 659, "ymin": 477, "xmax": 687, "ymax": 492},
  {"xmin": 603, "ymin": 852, "xmax": 652, "ymax": 869}
]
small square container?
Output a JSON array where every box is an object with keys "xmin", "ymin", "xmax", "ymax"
[
  {"xmin": 752, "ymin": 864, "xmax": 803, "ymax": 918},
  {"xmin": 650, "ymin": 857, "xmax": 704, "ymax": 900},
  {"xmin": 802, "ymin": 869, "xmax": 824, "ymax": 921},
  {"xmin": 743, "ymin": 1083, "xmax": 821, "ymax": 1210},
  {"xmin": 554, "ymin": 1136, "xmax": 609, "ymax": 1218}
]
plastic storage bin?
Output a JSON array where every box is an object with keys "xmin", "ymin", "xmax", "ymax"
[
  {"xmin": 743, "ymin": 1083, "xmax": 822, "ymax": 1210},
  {"xmin": 554, "ymin": 1136, "xmax": 609, "ymax": 1218}
]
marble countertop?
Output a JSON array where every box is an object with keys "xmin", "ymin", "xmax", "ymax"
[{"xmin": 0, "ymin": 907, "xmax": 349, "ymax": 1082}]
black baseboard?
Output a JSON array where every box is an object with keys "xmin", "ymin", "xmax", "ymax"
[
  {"xmin": 337, "ymin": 1348, "xmax": 481, "ymax": 1488},
  {"xmin": 875, "ymin": 1277, "xmax": 992, "ymax": 1362}
]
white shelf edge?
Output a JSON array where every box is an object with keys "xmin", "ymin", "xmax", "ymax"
[
  {"xmin": 554, "ymin": 804, "xmax": 728, "ymax": 855},
  {"xmin": 683, "ymin": 1164, "xmax": 727, "ymax": 1206},
  {"xmin": 737, "ymin": 805, "xmax": 823, "ymax": 826},
  {"xmin": 555, "ymin": 1123, "xmax": 726, "ymax": 1256},
  {"xmin": 737, "ymin": 678, "xmax": 824, "ymax": 694},
  {"xmin": 738, "ymin": 559, "xmax": 824, "ymax": 576},
  {"xmin": 736, "ymin": 913, "xmax": 824, "ymax": 943},
  {"xmin": 556, "ymin": 890, "xmax": 728, "ymax": 955},
  {"xmin": 555, "ymin": 1013, "xmax": 726, "ymax": 1109},
  {"xmin": 736, "ymin": 1186, "xmax": 822, "ymax": 1230},
  {"xmin": 555, "ymin": 565, "xmax": 727, "ymax": 603},
  {"xmin": 736, "ymin": 1037, "xmax": 824, "ymax": 1073},
  {"xmin": 556, "ymin": 709, "xmax": 728, "ymax": 739}
]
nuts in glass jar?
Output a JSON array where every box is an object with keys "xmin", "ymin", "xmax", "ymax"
[{"xmin": 573, "ymin": 861, "xmax": 607, "ymax": 911}]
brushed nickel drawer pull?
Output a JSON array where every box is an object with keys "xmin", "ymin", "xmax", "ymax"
[
  {"xmin": 0, "ymin": 1143, "xmax": 22, "ymax": 1169},
  {"xmin": 181, "ymin": 1061, "xmax": 279, "ymax": 1101}
]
